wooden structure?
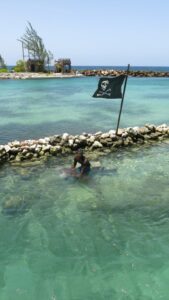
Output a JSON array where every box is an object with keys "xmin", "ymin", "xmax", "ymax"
[
  {"xmin": 19, "ymin": 41, "xmax": 45, "ymax": 72},
  {"xmin": 26, "ymin": 59, "xmax": 44, "ymax": 72},
  {"xmin": 54, "ymin": 58, "xmax": 71, "ymax": 73}
]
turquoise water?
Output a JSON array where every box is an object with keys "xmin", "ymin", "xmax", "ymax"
[
  {"xmin": 0, "ymin": 77, "xmax": 169, "ymax": 299},
  {"xmin": 0, "ymin": 77, "xmax": 169, "ymax": 144}
]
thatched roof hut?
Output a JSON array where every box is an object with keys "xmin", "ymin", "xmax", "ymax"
[
  {"xmin": 26, "ymin": 59, "xmax": 44, "ymax": 72},
  {"xmin": 54, "ymin": 58, "xmax": 71, "ymax": 73}
]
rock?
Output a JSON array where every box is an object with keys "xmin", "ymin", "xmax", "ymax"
[
  {"xmin": 50, "ymin": 146, "xmax": 58, "ymax": 155},
  {"xmin": 0, "ymin": 147, "xmax": 6, "ymax": 157},
  {"xmin": 112, "ymin": 140, "xmax": 123, "ymax": 148},
  {"xmin": 133, "ymin": 126, "xmax": 139, "ymax": 132},
  {"xmin": 79, "ymin": 135, "xmax": 87, "ymax": 141},
  {"xmin": 75, "ymin": 138, "xmax": 80, "ymax": 144},
  {"xmin": 91, "ymin": 161, "xmax": 101, "ymax": 167},
  {"xmin": 15, "ymin": 154, "xmax": 24, "ymax": 162},
  {"xmin": 122, "ymin": 132, "xmax": 128, "ymax": 138},
  {"xmin": 100, "ymin": 138, "xmax": 113, "ymax": 146},
  {"xmin": 10, "ymin": 147, "xmax": 19, "ymax": 155},
  {"xmin": 159, "ymin": 123, "xmax": 167, "ymax": 128},
  {"xmin": 2, "ymin": 196, "xmax": 27, "ymax": 215},
  {"xmin": 38, "ymin": 138, "xmax": 48, "ymax": 145},
  {"xmin": 62, "ymin": 133, "xmax": 69, "ymax": 140},
  {"xmin": 126, "ymin": 127, "xmax": 138, "ymax": 136},
  {"xmin": 55, "ymin": 145, "xmax": 62, "ymax": 153},
  {"xmin": 87, "ymin": 136, "xmax": 95, "ymax": 145},
  {"xmin": 49, "ymin": 135, "xmax": 61, "ymax": 144},
  {"xmin": 12, "ymin": 140, "xmax": 20, "ymax": 147},
  {"xmin": 109, "ymin": 129, "xmax": 116, "ymax": 135},
  {"xmin": 82, "ymin": 132, "xmax": 88, "ymax": 137},
  {"xmin": 94, "ymin": 131, "xmax": 102, "ymax": 136},
  {"xmin": 116, "ymin": 128, "xmax": 124, "ymax": 135},
  {"xmin": 35, "ymin": 146, "xmax": 42, "ymax": 153},
  {"xmin": 139, "ymin": 127, "xmax": 150, "ymax": 134},
  {"xmin": 29, "ymin": 144, "xmax": 36, "ymax": 151},
  {"xmin": 72, "ymin": 143, "xmax": 78, "ymax": 150},
  {"xmin": 149, "ymin": 132, "xmax": 161, "ymax": 140},
  {"xmin": 25, "ymin": 152, "xmax": 34, "ymax": 159},
  {"xmin": 4, "ymin": 145, "xmax": 11, "ymax": 152},
  {"xmin": 91, "ymin": 141, "xmax": 103, "ymax": 149},
  {"xmin": 68, "ymin": 139, "xmax": 74, "ymax": 147},
  {"xmin": 156, "ymin": 125, "xmax": 168, "ymax": 133},
  {"xmin": 145, "ymin": 124, "xmax": 156, "ymax": 132},
  {"xmin": 22, "ymin": 149, "xmax": 28, "ymax": 155},
  {"xmin": 39, "ymin": 151, "xmax": 45, "ymax": 156},
  {"xmin": 101, "ymin": 133, "xmax": 110, "ymax": 139},
  {"xmin": 42, "ymin": 145, "xmax": 51, "ymax": 152},
  {"xmin": 44, "ymin": 137, "xmax": 50, "ymax": 143},
  {"xmin": 78, "ymin": 138, "xmax": 87, "ymax": 147},
  {"xmin": 9, "ymin": 155, "xmax": 15, "ymax": 161},
  {"xmin": 110, "ymin": 134, "xmax": 118, "ymax": 141}
]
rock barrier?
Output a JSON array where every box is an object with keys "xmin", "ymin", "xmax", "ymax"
[
  {"xmin": 81, "ymin": 69, "xmax": 169, "ymax": 78},
  {"xmin": 0, "ymin": 124, "xmax": 169, "ymax": 165}
]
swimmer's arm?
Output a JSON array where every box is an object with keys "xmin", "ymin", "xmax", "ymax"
[{"xmin": 72, "ymin": 158, "xmax": 77, "ymax": 169}]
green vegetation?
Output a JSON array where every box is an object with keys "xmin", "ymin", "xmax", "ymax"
[
  {"xmin": 0, "ymin": 68, "xmax": 8, "ymax": 73},
  {"xmin": 0, "ymin": 54, "xmax": 7, "ymax": 69},
  {"xmin": 13, "ymin": 60, "xmax": 26, "ymax": 72},
  {"xmin": 18, "ymin": 22, "xmax": 53, "ymax": 71}
]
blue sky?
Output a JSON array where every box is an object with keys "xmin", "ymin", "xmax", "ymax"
[{"xmin": 1, "ymin": 0, "xmax": 169, "ymax": 66}]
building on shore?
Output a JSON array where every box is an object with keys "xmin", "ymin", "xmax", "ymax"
[
  {"xmin": 26, "ymin": 59, "xmax": 44, "ymax": 72},
  {"xmin": 54, "ymin": 59, "xmax": 71, "ymax": 73}
]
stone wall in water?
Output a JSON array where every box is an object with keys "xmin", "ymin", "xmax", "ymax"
[
  {"xmin": 81, "ymin": 69, "xmax": 169, "ymax": 77},
  {"xmin": 0, "ymin": 124, "xmax": 169, "ymax": 165}
]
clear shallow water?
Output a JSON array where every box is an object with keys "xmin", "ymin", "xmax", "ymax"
[
  {"xmin": 0, "ymin": 76, "xmax": 169, "ymax": 299},
  {"xmin": 0, "ymin": 142, "xmax": 169, "ymax": 299},
  {"xmin": 0, "ymin": 76, "xmax": 169, "ymax": 144}
]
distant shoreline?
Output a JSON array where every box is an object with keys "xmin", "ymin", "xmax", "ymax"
[
  {"xmin": 0, "ymin": 72, "xmax": 84, "ymax": 80},
  {"xmin": 0, "ymin": 69, "xmax": 169, "ymax": 79}
]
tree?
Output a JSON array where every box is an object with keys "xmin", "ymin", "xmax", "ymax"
[
  {"xmin": 13, "ymin": 60, "xmax": 26, "ymax": 72},
  {"xmin": 0, "ymin": 54, "xmax": 6, "ymax": 68},
  {"xmin": 18, "ymin": 22, "xmax": 53, "ymax": 68}
]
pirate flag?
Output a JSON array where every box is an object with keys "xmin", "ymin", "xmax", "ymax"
[{"xmin": 92, "ymin": 75, "xmax": 126, "ymax": 99}]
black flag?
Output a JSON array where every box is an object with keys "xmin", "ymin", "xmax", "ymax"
[{"xmin": 93, "ymin": 75, "xmax": 126, "ymax": 99}]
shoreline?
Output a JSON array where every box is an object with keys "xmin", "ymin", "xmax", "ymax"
[
  {"xmin": 0, "ymin": 72, "xmax": 84, "ymax": 80},
  {"xmin": 0, "ymin": 124, "xmax": 168, "ymax": 166},
  {"xmin": 1, "ymin": 69, "xmax": 169, "ymax": 79}
]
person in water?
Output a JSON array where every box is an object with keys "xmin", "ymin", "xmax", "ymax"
[{"xmin": 72, "ymin": 149, "xmax": 91, "ymax": 177}]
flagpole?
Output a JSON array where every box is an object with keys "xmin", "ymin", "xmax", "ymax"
[{"xmin": 115, "ymin": 64, "xmax": 130, "ymax": 135}]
